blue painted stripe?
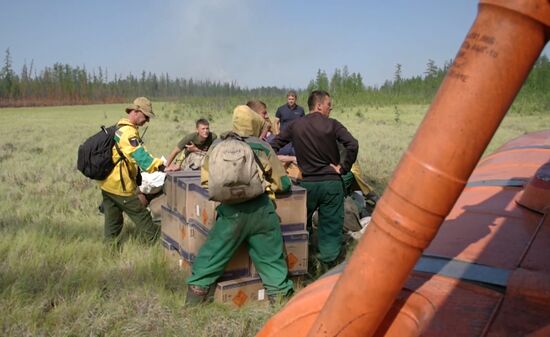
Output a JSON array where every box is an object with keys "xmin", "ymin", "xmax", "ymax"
[
  {"xmin": 216, "ymin": 277, "xmax": 263, "ymax": 289},
  {"xmin": 188, "ymin": 218, "xmax": 210, "ymax": 237},
  {"xmin": 280, "ymin": 223, "xmax": 306, "ymax": 233},
  {"xmin": 161, "ymin": 204, "xmax": 185, "ymax": 221},
  {"xmin": 189, "ymin": 183, "xmax": 209, "ymax": 198},
  {"xmin": 161, "ymin": 234, "xmax": 192, "ymax": 260},
  {"xmin": 283, "ymin": 232, "xmax": 309, "ymax": 242},
  {"xmin": 276, "ymin": 189, "xmax": 306, "ymax": 199},
  {"xmin": 177, "ymin": 178, "xmax": 199, "ymax": 189},
  {"xmin": 218, "ymin": 269, "xmax": 252, "ymax": 281}
]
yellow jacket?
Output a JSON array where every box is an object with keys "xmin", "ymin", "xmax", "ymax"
[
  {"xmin": 201, "ymin": 106, "xmax": 291, "ymax": 200},
  {"xmin": 99, "ymin": 118, "xmax": 164, "ymax": 196}
]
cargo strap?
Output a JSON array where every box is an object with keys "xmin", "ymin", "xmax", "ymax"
[
  {"xmin": 103, "ymin": 125, "xmax": 129, "ymax": 192},
  {"xmin": 320, "ymin": 255, "xmax": 510, "ymax": 289},
  {"xmin": 466, "ymin": 178, "xmax": 527, "ymax": 188}
]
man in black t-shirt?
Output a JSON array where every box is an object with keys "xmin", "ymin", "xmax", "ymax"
[
  {"xmin": 274, "ymin": 90, "xmax": 305, "ymax": 156},
  {"xmin": 271, "ymin": 90, "xmax": 358, "ymax": 272},
  {"xmin": 275, "ymin": 90, "xmax": 305, "ymax": 133}
]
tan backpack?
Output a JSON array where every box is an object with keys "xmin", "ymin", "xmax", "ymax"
[
  {"xmin": 207, "ymin": 133, "xmax": 267, "ymax": 204},
  {"xmin": 181, "ymin": 151, "xmax": 206, "ymax": 171}
]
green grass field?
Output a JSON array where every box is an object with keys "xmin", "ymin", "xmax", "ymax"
[{"xmin": 0, "ymin": 101, "xmax": 547, "ymax": 336}]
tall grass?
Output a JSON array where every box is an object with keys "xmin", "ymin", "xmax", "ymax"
[{"xmin": 0, "ymin": 101, "xmax": 547, "ymax": 336}]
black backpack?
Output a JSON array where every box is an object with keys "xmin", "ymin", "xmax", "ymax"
[{"xmin": 77, "ymin": 125, "xmax": 128, "ymax": 188}]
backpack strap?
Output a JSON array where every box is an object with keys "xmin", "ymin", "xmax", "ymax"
[
  {"xmin": 114, "ymin": 141, "xmax": 128, "ymax": 192},
  {"xmin": 251, "ymin": 150, "xmax": 267, "ymax": 178},
  {"xmin": 105, "ymin": 125, "xmax": 130, "ymax": 192}
]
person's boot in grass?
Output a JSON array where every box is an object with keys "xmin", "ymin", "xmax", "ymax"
[
  {"xmin": 319, "ymin": 247, "xmax": 347, "ymax": 275},
  {"xmin": 185, "ymin": 285, "xmax": 210, "ymax": 306},
  {"xmin": 267, "ymin": 288, "xmax": 294, "ymax": 307},
  {"xmin": 306, "ymin": 254, "xmax": 323, "ymax": 281}
]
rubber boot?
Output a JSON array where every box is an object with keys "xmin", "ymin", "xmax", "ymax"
[
  {"xmin": 185, "ymin": 284, "xmax": 210, "ymax": 306},
  {"xmin": 319, "ymin": 247, "xmax": 347, "ymax": 275},
  {"xmin": 268, "ymin": 288, "xmax": 294, "ymax": 306}
]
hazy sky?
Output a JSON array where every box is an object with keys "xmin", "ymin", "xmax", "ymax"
[{"xmin": 1, "ymin": 0, "xmax": 549, "ymax": 89}]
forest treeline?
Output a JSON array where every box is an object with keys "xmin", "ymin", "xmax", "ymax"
[{"xmin": 1, "ymin": 48, "xmax": 549, "ymax": 111}]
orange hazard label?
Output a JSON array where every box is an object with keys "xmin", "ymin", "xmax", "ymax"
[
  {"xmin": 233, "ymin": 290, "xmax": 248, "ymax": 307},
  {"xmin": 201, "ymin": 207, "xmax": 208, "ymax": 225},
  {"xmin": 287, "ymin": 253, "xmax": 298, "ymax": 269}
]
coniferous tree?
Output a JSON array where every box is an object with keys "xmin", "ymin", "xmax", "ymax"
[
  {"xmin": 424, "ymin": 59, "xmax": 438, "ymax": 78},
  {"xmin": 1, "ymin": 48, "xmax": 18, "ymax": 99},
  {"xmin": 393, "ymin": 64, "xmax": 402, "ymax": 83}
]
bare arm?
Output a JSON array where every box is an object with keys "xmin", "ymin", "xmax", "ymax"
[{"xmin": 165, "ymin": 146, "xmax": 182, "ymax": 167}]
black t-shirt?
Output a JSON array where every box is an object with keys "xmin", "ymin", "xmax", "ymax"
[{"xmin": 275, "ymin": 104, "xmax": 305, "ymax": 132}]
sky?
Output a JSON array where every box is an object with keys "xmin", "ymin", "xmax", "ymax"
[{"xmin": 1, "ymin": 0, "xmax": 549, "ymax": 89}]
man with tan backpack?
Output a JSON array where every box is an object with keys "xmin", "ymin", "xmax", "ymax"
[{"xmin": 185, "ymin": 105, "xmax": 294, "ymax": 305}]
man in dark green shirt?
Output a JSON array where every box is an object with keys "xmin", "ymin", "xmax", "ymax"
[{"xmin": 166, "ymin": 118, "xmax": 217, "ymax": 171}]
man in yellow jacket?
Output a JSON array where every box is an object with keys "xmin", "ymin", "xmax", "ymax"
[{"xmin": 99, "ymin": 97, "xmax": 165, "ymax": 245}]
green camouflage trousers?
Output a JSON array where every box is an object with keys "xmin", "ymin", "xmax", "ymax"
[{"xmin": 101, "ymin": 190, "xmax": 159, "ymax": 244}]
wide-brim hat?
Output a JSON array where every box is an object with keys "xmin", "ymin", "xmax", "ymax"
[{"xmin": 125, "ymin": 97, "xmax": 155, "ymax": 118}]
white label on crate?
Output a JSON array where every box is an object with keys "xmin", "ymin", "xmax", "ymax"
[
  {"xmin": 258, "ymin": 289, "xmax": 265, "ymax": 301},
  {"xmin": 196, "ymin": 205, "xmax": 200, "ymax": 217}
]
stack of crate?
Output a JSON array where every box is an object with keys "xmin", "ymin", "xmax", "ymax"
[{"xmin": 161, "ymin": 170, "xmax": 308, "ymax": 307}]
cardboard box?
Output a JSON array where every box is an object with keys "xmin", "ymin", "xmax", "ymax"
[
  {"xmin": 183, "ymin": 220, "xmax": 250, "ymax": 278},
  {"xmin": 213, "ymin": 275, "xmax": 306, "ymax": 307},
  {"xmin": 162, "ymin": 236, "xmax": 250, "ymax": 279},
  {"xmin": 250, "ymin": 230, "xmax": 309, "ymax": 276},
  {"xmin": 186, "ymin": 182, "xmax": 218, "ymax": 229},
  {"xmin": 183, "ymin": 182, "xmax": 306, "ymax": 232},
  {"xmin": 175, "ymin": 178, "xmax": 198, "ymax": 219},
  {"xmin": 183, "ymin": 219, "xmax": 209, "ymax": 260},
  {"xmin": 165, "ymin": 171, "xmax": 200, "ymax": 210},
  {"xmin": 149, "ymin": 194, "xmax": 166, "ymax": 221},
  {"xmin": 281, "ymin": 231, "xmax": 309, "ymax": 275},
  {"xmin": 161, "ymin": 237, "xmax": 188, "ymax": 269},
  {"xmin": 274, "ymin": 184, "xmax": 307, "ymax": 231},
  {"xmin": 161, "ymin": 205, "xmax": 187, "ymax": 254},
  {"xmin": 214, "ymin": 276, "xmax": 266, "ymax": 307},
  {"xmin": 219, "ymin": 244, "xmax": 252, "ymax": 281}
]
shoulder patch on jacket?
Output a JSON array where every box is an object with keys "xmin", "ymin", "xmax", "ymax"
[{"xmin": 129, "ymin": 137, "xmax": 140, "ymax": 147}]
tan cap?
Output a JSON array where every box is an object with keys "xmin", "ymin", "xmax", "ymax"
[{"xmin": 125, "ymin": 97, "xmax": 155, "ymax": 118}]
